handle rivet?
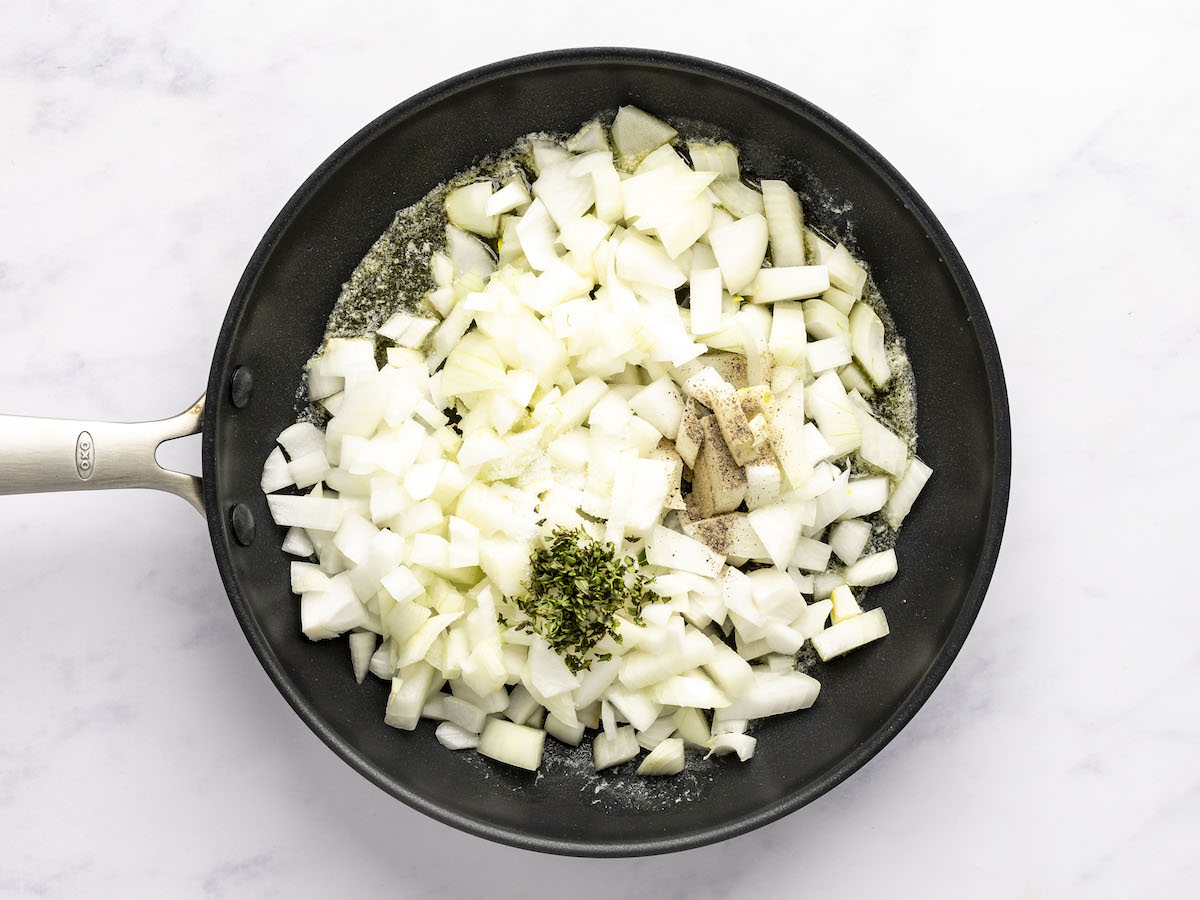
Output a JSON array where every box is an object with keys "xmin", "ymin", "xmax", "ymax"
[
  {"xmin": 230, "ymin": 367, "xmax": 254, "ymax": 408},
  {"xmin": 230, "ymin": 503, "xmax": 256, "ymax": 546}
]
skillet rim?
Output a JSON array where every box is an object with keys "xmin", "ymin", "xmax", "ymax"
[{"xmin": 202, "ymin": 46, "xmax": 1011, "ymax": 857}]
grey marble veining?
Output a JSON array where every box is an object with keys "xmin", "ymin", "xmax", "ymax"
[{"xmin": 2, "ymin": 2, "xmax": 1197, "ymax": 897}]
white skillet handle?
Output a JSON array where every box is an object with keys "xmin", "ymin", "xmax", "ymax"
[{"xmin": 0, "ymin": 396, "xmax": 206, "ymax": 514}]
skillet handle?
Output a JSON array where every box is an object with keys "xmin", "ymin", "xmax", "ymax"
[{"xmin": 0, "ymin": 396, "xmax": 206, "ymax": 514}]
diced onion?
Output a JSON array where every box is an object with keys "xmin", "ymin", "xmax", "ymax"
[
  {"xmin": 435, "ymin": 721, "xmax": 480, "ymax": 750},
  {"xmin": 593, "ymin": 725, "xmax": 640, "ymax": 771},
  {"xmin": 611, "ymin": 106, "xmax": 677, "ymax": 163},
  {"xmin": 812, "ymin": 608, "xmax": 889, "ymax": 661},
  {"xmin": 636, "ymin": 737, "xmax": 685, "ymax": 775},
  {"xmin": 706, "ymin": 732, "xmax": 756, "ymax": 761},
  {"xmin": 884, "ymin": 458, "xmax": 933, "ymax": 528},
  {"xmin": 261, "ymin": 112, "xmax": 933, "ymax": 779},
  {"xmin": 476, "ymin": 718, "xmax": 546, "ymax": 771},
  {"xmin": 349, "ymin": 632, "xmax": 376, "ymax": 684},
  {"xmin": 843, "ymin": 549, "xmax": 898, "ymax": 587}
]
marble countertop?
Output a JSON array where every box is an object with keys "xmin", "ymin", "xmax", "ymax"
[{"xmin": 2, "ymin": 3, "xmax": 1196, "ymax": 897}]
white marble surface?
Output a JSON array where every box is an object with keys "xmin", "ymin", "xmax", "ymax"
[{"xmin": 2, "ymin": 2, "xmax": 1197, "ymax": 896}]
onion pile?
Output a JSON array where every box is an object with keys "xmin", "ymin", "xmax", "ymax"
[{"xmin": 261, "ymin": 107, "xmax": 932, "ymax": 775}]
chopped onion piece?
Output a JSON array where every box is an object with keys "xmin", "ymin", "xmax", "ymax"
[
  {"xmin": 807, "ymin": 336, "xmax": 852, "ymax": 374},
  {"xmin": 446, "ymin": 182, "xmax": 499, "ymax": 237},
  {"xmin": 546, "ymin": 714, "xmax": 585, "ymax": 746},
  {"xmin": 821, "ymin": 286, "xmax": 856, "ymax": 316},
  {"xmin": 593, "ymin": 725, "xmax": 640, "ymax": 771},
  {"xmin": 445, "ymin": 225, "xmax": 495, "ymax": 280},
  {"xmin": 852, "ymin": 400, "xmax": 908, "ymax": 476},
  {"xmin": 267, "ymin": 495, "xmax": 345, "ymax": 532},
  {"xmin": 566, "ymin": 120, "xmax": 609, "ymax": 153},
  {"xmin": 703, "ymin": 639, "xmax": 755, "ymax": 697},
  {"xmin": 672, "ymin": 707, "xmax": 712, "ymax": 749},
  {"xmin": 379, "ymin": 311, "xmax": 438, "ymax": 349},
  {"xmin": 635, "ymin": 716, "xmax": 679, "ymax": 752},
  {"xmin": 824, "ymin": 243, "xmax": 868, "ymax": 298},
  {"xmin": 281, "ymin": 526, "xmax": 314, "ymax": 557},
  {"xmin": 842, "ymin": 477, "xmax": 889, "ymax": 519},
  {"xmin": 533, "ymin": 160, "xmax": 596, "ymax": 229},
  {"xmin": 435, "ymin": 721, "xmax": 480, "ymax": 750},
  {"xmin": 884, "ymin": 458, "xmax": 933, "ymax": 528},
  {"xmin": 379, "ymin": 565, "xmax": 422, "ymax": 604},
  {"xmin": 747, "ymin": 501, "xmax": 806, "ymax": 568},
  {"xmin": 646, "ymin": 526, "xmax": 726, "ymax": 577},
  {"xmin": 706, "ymin": 732, "xmax": 756, "ymax": 761},
  {"xmin": 477, "ymin": 718, "xmax": 546, "ymax": 771},
  {"xmin": 396, "ymin": 612, "xmax": 461, "ymax": 668},
  {"xmin": 812, "ymin": 607, "xmax": 889, "ymax": 661},
  {"xmin": 687, "ymin": 141, "xmax": 739, "ymax": 179},
  {"xmin": 485, "ymin": 181, "xmax": 530, "ymax": 217},
  {"xmin": 721, "ymin": 671, "xmax": 820, "ymax": 720},
  {"xmin": 830, "ymin": 585, "xmax": 863, "ymax": 624},
  {"xmin": 616, "ymin": 231, "xmax": 686, "ymax": 289},
  {"xmin": 600, "ymin": 698, "xmax": 618, "ymax": 737},
  {"xmin": 277, "ymin": 421, "xmax": 327, "ymax": 460},
  {"xmin": 384, "ymin": 662, "xmax": 435, "ymax": 731},
  {"xmin": 793, "ymin": 599, "xmax": 833, "ymax": 639},
  {"xmin": 838, "ymin": 362, "xmax": 875, "ymax": 398},
  {"xmin": 709, "ymin": 214, "xmax": 768, "ymax": 293},
  {"xmin": 843, "ymin": 549, "xmax": 898, "ymax": 587},
  {"xmin": 651, "ymin": 672, "xmax": 729, "ymax": 709},
  {"xmin": 829, "ymin": 518, "xmax": 871, "ymax": 565},
  {"xmin": 711, "ymin": 712, "xmax": 748, "ymax": 736},
  {"xmin": 710, "ymin": 180, "xmax": 764, "ymax": 218},
  {"xmin": 525, "ymin": 639, "xmax": 581, "ymax": 698},
  {"xmin": 529, "ymin": 138, "xmax": 571, "ymax": 174},
  {"xmin": 441, "ymin": 695, "xmax": 488, "ymax": 734},
  {"xmin": 848, "ymin": 302, "xmax": 891, "ymax": 387},
  {"xmin": 637, "ymin": 737, "xmax": 685, "ymax": 775},
  {"xmin": 290, "ymin": 562, "xmax": 329, "ymax": 594},
  {"xmin": 748, "ymin": 266, "xmax": 829, "ymax": 303},
  {"xmin": 791, "ymin": 536, "xmax": 833, "ymax": 572},
  {"xmin": 451, "ymin": 680, "xmax": 509, "ymax": 715},
  {"xmin": 802, "ymin": 298, "xmax": 850, "ymax": 342},
  {"xmin": 369, "ymin": 640, "xmax": 394, "ymax": 680},
  {"xmin": 611, "ymin": 106, "xmax": 677, "ymax": 163},
  {"xmin": 261, "ymin": 446, "xmax": 293, "ymax": 493},
  {"xmin": 761, "ymin": 180, "xmax": 806, "ymax": 267},
  {"xmin": 503, "ymin": 682, "xmax": 539, "ymax": 727},
  {"xmin": 307, "ymin": 357, "xmax": 343, "ymax": 401},
  {"xmin": 349, "ymin": 631, "xmax": 376, "ymax": 684},
  {"xmin": 604, "ymin": 683, "xmax": 662, "ymax": 731}
]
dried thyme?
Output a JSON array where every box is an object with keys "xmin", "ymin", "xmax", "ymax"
[{"xmin": 512, "ymin": 528, "xmax": 657, "ymax": 672}]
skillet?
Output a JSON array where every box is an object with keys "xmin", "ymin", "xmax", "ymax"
[{"xmin": 0, "ymin": 48, "xmax": 1010, "ymax": 856}]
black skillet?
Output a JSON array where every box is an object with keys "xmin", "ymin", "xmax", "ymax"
[{"xmin": 0, "ymin": 48, "xmax": 1010, "ymax": 856}]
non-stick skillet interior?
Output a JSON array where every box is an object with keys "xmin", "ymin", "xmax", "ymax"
[{"xmin": 205, "ymin": 50, "xmax": 1004, "ymax": 855}]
